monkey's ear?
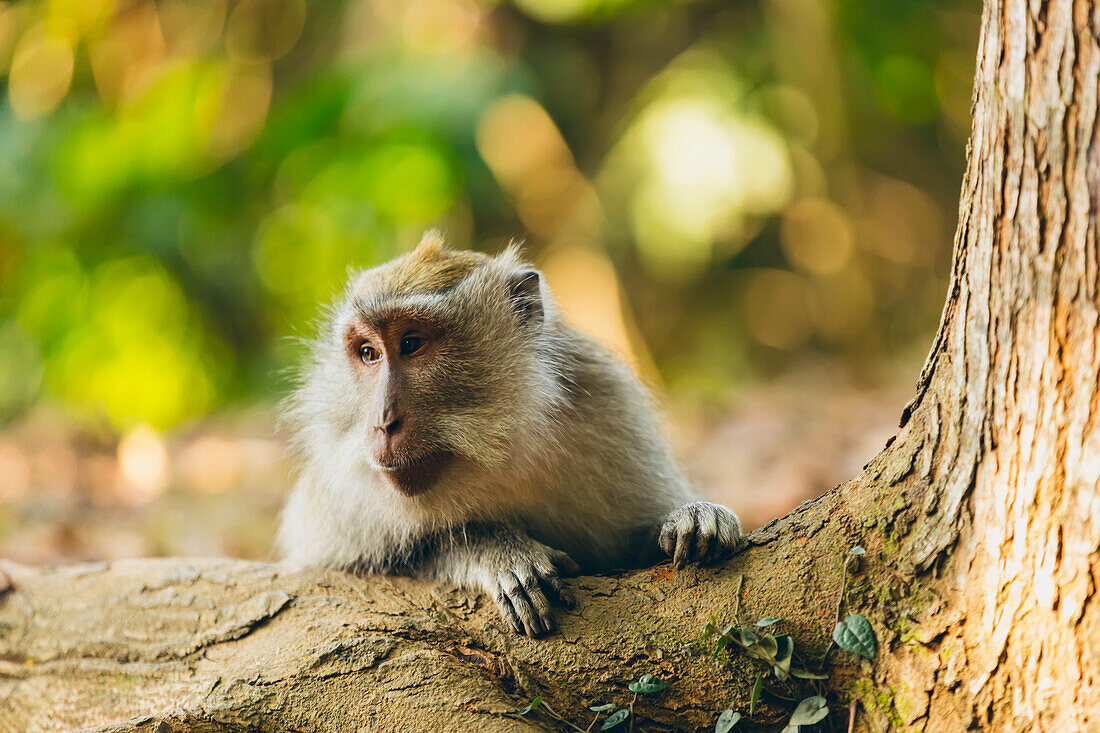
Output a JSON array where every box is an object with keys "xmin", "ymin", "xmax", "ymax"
[{"xmin": 507, "ymin": 270, "xmax": 543, "ymax": 325}]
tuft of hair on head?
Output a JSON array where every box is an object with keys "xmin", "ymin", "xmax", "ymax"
[
  {"xmin": 415, "ymin": 228, "xmax": 449, "ymax": 255},
  {"xmin": 375, "ymin": 230, "xmax": 488, "ymax": 296}
]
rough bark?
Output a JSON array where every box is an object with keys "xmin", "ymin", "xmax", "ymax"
[
  {"xmin": 858, "ymin": 0, "xmax": 1100, "ymax": 729},
  {"xmin": 0, "ymin": 507, "xmax": 857, "ymax": 733},
  {"xmin": 1, "ymin": 0, "xmax": 1098, "ymax": 731}
]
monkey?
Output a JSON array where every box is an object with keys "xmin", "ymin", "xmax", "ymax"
[{"xmin": 277, "ymin": 231, "xmax": 745, "ymax": 638}]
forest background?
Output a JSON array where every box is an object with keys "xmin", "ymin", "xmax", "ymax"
[{"xmin": 0, "ymin": 0, "xmax": 977, "ymax": 563}]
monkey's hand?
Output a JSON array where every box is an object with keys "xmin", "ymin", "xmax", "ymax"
[
  {"xmin": 423, "ymin": 526, "xmax": 580, "ymax": 638},
  {"xmin": 659, "ymin": 501, "xmax": 745, "ymax": 569}
]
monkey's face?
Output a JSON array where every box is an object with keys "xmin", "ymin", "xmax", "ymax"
[
  {"xmin": 343, "ymin": 314, "xmax": 453, "ymax": 497},
  {"xmin": 335, "ymin": 237, "xmax": 549, "ymax": 498}
]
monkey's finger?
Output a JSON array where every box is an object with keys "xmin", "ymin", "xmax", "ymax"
[
  {"xmin": 519, "ymin": 567, "xmax": 556, "ymax": 634},
  {"xmin": 708, "ymin": 536, "xmax": 734, "ymax": 564},
  {"xmin": 532, "ymin": 557, "xmax": 577, "ymax": 608},
  {"xmin": 543, "ymin": 573, "xmax": 576, "ymax": 608},
  {"xmin": 659, "ymin": 521, "xmax": 677, "ymax": 558},
  {"xmin": 672, "ymin": 513, "xmax": 696, "ymax": 569},
  {"xmin": 492, "ymin": 586, "xmax": 524, "ymax": 635},
  {"xmin": 707, "ymin": 533, "xmax": 733, "ymax": 564},
  {"xmin": 710, "ymin": 509, "xmax": 744, "ymax": 562},
  {"xmin": 549, "ymin": 550, "xmax": 581, "ymax": 577},
  {"xmin": 673, "ymin": 532, "xmax": 693, "ymax": 568},
  {"xmin": 501, "ymin": 572, "xmax": 542, "ymax": 638},
  {"xmin": 693, "ymin": 505, "xmax": 718, "ymax": 563}
]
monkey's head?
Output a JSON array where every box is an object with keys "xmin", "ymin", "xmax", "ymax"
[{"xmin": 323, "ymin": 231, "xmax": 560, "ymax": 498}]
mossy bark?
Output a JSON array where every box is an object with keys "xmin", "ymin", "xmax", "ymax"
[{"xmin": 2, "ymin": 0, "xmax": 1099, "ymax": 731}]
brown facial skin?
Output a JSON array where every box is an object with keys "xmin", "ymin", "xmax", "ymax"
[{"xmin": 344, "ymin": 315, "xmax": 453, "ymax": 496}]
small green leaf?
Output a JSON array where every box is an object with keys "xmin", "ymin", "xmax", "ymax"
[
  {"xmin": 833, "ymin": 613, "xmax": 877, "ymax": 659},
  {"xmin": 757, "ymin": 616, "xmax": 782, "ymax": 627},
  {"xmin": 750, "ymin": 633, "xmax": 778, "ymax": 663},
  {"xmin": 516, "ymin": 696, "xmax": 541, "ymax": 715},
  {"xmin": 713, "ymin": 634, "xmax": 730, "ymax": 659},
  {"xmin": 601, "ymin": 709, "xmax": 630, "ymax": 730},
  {"xmin": 790, "ymin": 667, "xmax": 829, "ymax": 680},
  {"xmin": 849, "ymin": 546, "xmax": 866, "ymax": 555},
  {"xmin": 590, "ymin": 703, "xmax": 616, "ymax": 712},
  {"xmin": 715, "ymin": 709, "xmax": 741, "ymax": 732},
  {"xmin": 772, "ymin": 634, "xmax": 793, "ymax": 680},
  {"xmin": 629, "ymin": 674, "xmax": 669, "ymax": 694},
  {"xmin": 743, "ymin": 632, "xmax": 785, "ymax": 675},
  {"xmin": 749, "ymin": 674, "xmax": 763, "ymax": 716},
  {"xmin": 789, "ymin": 696, "xmax": 829, "ymax": 725},
  {"xmin": 773, "ymin": 634, "xmax": 793, "ymax": 662},
  {"xmin": 738, "ymin": 628, "xmax": 760, "ymax": 647},
  {"xmin": 702, "ymin": 617, "xmax": 717, "ymax": 639}
]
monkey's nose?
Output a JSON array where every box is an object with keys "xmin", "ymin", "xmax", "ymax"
[{"xmin": 382, "ymin": 415, "xmax": 403, "ymax": 436}]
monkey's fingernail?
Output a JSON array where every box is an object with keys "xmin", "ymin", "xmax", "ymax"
[{"xmin": 540, "ymin": 613, "xmax": 555, "ymax": 632}]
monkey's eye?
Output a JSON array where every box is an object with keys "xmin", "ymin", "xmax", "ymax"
[
  {"xmin": 399, "ymin": 335, "xmax": 425, "ymax": 356},
  {"xmin": 358, "ymin": 343, "xmax": 380, "ymax": 363}
]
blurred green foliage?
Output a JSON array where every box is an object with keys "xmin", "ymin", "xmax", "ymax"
[{"xmin": 0, "ymin": 0, "xmax": 978, "ymax": 431}]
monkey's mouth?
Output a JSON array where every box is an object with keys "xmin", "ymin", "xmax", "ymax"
[{"xmin": 375, "ymin": 452, "xmax": 454, "ymax": 496}]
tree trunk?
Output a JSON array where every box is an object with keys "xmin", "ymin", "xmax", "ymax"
[
  {"xmin": 856, "ymin": 0, "xmax": 1100, "ymax": 728},
  {"xmin": 1, "ymin": 1, "xmax": 1098, "ymax": 731}
]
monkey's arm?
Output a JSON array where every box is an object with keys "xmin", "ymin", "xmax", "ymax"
[
  {"xmin": 411, "ymin": 523, "xmax": 580, "ymax": 638},
  {"xmin": 658, "ymin": 501, "xmax": 746, "ymax": 569}
]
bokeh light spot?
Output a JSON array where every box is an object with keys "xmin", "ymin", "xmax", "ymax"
[
  {"xmin": 540, "ymin": 246, "xmax": 638, "ymax": 366},
  {"xmin": 117, "ymin": 425, "xmax": 169, "ymax": 503},
  {"xmin": 391, "ymin": 0, "xmax": 483, "ymax": 53},
  {"xmin": 477, "ymin": 95, "xmax": 571, "ymax": 189},
  {"xmin": 226, "ymin": 0, "xmax": 306, "ymax": 63},
  {"xmin": 780, "ymin": 197, "xmax": 854, "ymax": 276},
  {"xmin": 477, "ymin": 94, "xmax": 590, "ymax": 236},
  {"xmin": 513, "ymin": 0, "xmax": 589, "ymax": 24},
  {"xmin": 42, "ymin": 257, "xmax": 216, "ymax": 429},
  {"xmin": 88, "ymin": 2, "xmax": 166, "ymax": 105},
  {"xmin": 8, "ymin": 24, "xmax": 74, "ymax": 119},
  {"xmin": 625, "ymin": 94, "xmax": 793, "ymax": 279},
  {"xmin": 159, "ymin": 0, "xmax": 228, "ymax": 57},
  {"xmin": 204, "ymin": 62, "xmax": 273, "ymax": 160}
]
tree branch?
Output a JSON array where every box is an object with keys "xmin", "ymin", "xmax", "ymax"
[{"xmin": 0, "ymin": 488, "xmax": 868, "ymax": 733}]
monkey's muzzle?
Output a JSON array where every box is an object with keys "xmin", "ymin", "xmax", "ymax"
[{"xmin": 375, "ymin": 451, "xmax": 454, "ymax": 496}]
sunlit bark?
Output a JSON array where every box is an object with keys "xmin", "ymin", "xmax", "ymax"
[{"xmin": 861, "ymin": 0, "xmax": 1100, "ymax": 728}]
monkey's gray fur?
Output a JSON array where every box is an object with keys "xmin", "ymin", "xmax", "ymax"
[{"xmin": 277, "ymin": 232, "xmax": 744, "ymax": 637}]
